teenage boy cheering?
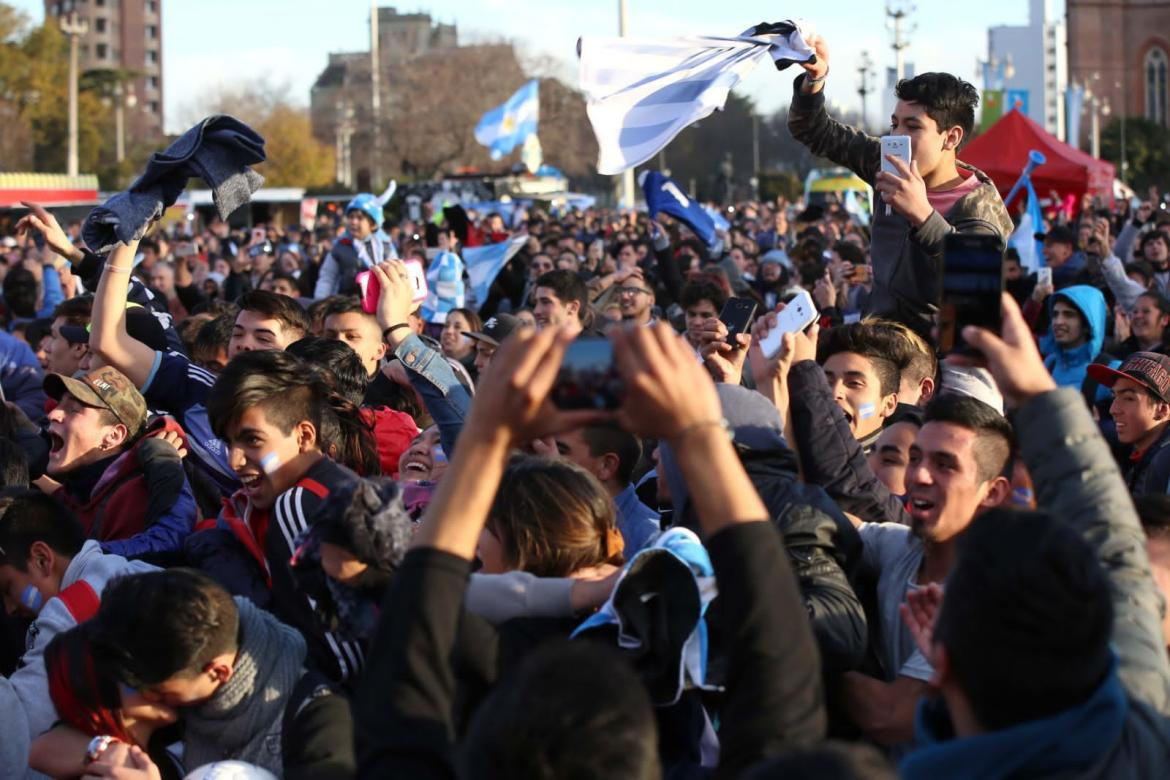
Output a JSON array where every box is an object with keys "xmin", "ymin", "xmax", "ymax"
[
  {"xmin": 1088, "ymin": 352, "xmax": 1170, "ymax": 496},
  {"xmin": 787, "ymin": 36, "xmax": 1013, "ymax": 335}
]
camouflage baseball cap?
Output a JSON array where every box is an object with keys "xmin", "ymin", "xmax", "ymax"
[{"xmin": 44, "ymin": 366, "xmax": 148, "ymax": 436}]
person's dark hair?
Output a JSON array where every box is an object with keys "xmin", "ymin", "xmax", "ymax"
[
  {"xmin": 1126, "ymin": 260, "xmax": 1156, "ymax": 287},
  {"xmin": 534, "ymin": 269, "xmax": 589, "ymax": 324},
  {"xmin": 237, "ymin": 289, "xmax": 310, "ymax": 339},
  {"xmin": 45, "ymin": 623, "xmax": 139, "ymax": 746},
  {"xmin": 1136, "ymin": 493, "xmax": 1170, "ymax": 537},
  {"xmin": 874, "ymin": 319, "xmax": 938, "ymax": 395},
  {"xmin": 320, "ymin": 295, "xmax": 367, "ymax": 322},
  {"xmin": 91, "ymin": 569, "xmax": 240, "ymax": 688},
  {"xmin": 0, "ymin": 490, "xmax": 85, "ymax": 570},
  {"xmin": 286, "ymin": 336, "xmax": 370, "ymax": 406},
  {"xmin": 52, "ymin": 294, "xmax": 93, "ymax": 326},
  {"xmin": 1003, "ymin": 246, "xmax": 1021, "ymax": 264},
  {"xmin": 192, "ymin": 313, "xmax": 235, "ymax": 367},
  {"xmin": 0, "ymin": 440, "xmax": 30, "ymax": 489},
  {"xmin": 1138, "ymin": 291, "xmax": 1170, "ymax": 319},
  {"xmin": 922, "ymin": 393, "xmax": 1014, "ymax": 482},
  {"xmin": 460, "ymin": 639, "xmax": 659, "ymax": 780},
  {"xmin": 178, "ymin": 312, "xmax": 215, "ymax": 354},
  {"xmin": 580, "ymin": 421, "xmax": 643, "ymax": 486},
  {"xmin": 743, "ymin": 740, "xmax": 896, "ymax": 779},
  {"xmin": 446, "ymin": 306, "xmax": 483, "ymax": 334},
  {"xmin": 894, "ymin": 72, "xmax": 980, "ymax": 147},
  {"xmin": 208, "ymin": 349, "xmax": 379, "ymax": 476},
  {"xmin": 2, "ymin": 267, "xmax": 38, "ymax": 319},
  {"xmin": 24, "ymin": 317, "xmax": 53, "ymax": 350},
  {"xmin": 487, "ymin": 455, "xmax": 624, "ymax": 577},
  {"xmin": 1140, "ymin": 229, "xmax": 1169, "ymax": 252},
  {"xmin": 817, "ymin": 321, "xmax": 909, "ymax": 398},
  {"xmin": 679, "ymin": 280, "xmax": 728, "ymax": 314},
  {"xmin": 934, "ymin": 509, "xmax": 1112, "ymax": 730},
  {"xmin": 833, "ymin": 241, "xmax": 867, "ymax": 267}
]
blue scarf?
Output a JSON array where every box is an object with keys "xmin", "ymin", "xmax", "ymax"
[{"xmin": 901, "ymin": 660, "xmax": 1128, "ymax": 780}]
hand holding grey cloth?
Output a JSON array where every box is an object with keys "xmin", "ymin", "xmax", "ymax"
[{"xmin": 82, "ymin": 114, "xmax": 266, "ymax": 253}]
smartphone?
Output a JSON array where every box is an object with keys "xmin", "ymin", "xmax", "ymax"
[
  {"xmin": 1037, "ymin": 267, "xmax": 1053, "ymax": 288},
  {"xmin": 719, "ymin": 297, "xmax": 758, "ymax": 347},
  {"xmin": 880, "ymin": 135, "xmax": 912, "ymax": 216},
  {"xmin": 757, "ymin": 291, "xmax": 819, "ymax": 359},
  {"xmin": 939, "ymin": 233, "xmax": 1005, "ymax": 354},
  {"xmin": 551, "ymin": 339, "xmax": 623, "ymax": 410},
  {"xmin": 357, "ymin": 260, "xmax": 429, "ymax": 315}
]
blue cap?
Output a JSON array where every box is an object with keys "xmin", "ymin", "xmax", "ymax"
[{"xmin": 346, "ymin": 193, "xmax": 384, "ymax": 230}]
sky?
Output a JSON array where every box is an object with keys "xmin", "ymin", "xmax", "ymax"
[{"xmin": 11, "ymin": 0, "xmax": 1055, "ymax": 133}]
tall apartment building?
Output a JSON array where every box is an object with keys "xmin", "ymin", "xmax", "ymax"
[
  {"xmin": 987, "ymin": 0, "xmax": 1067, "ymax": 138},
  {"xmin": 43, "ymin": 0, "xmax": 165, "ymax": 138}
]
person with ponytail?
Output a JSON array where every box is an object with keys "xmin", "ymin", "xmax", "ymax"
[
  {"xmin": 183, "ymin": 349, "xmax": 370, "ymax": 685},
  {"xmin": 29, "ymin": 623, "xmax": 181, "ymax": 779}
]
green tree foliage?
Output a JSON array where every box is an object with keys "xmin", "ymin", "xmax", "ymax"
[{"xmin": 1102, "ymin": 117, "xmax": 1170, "ymax": 194}]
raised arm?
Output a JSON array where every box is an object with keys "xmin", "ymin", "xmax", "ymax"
[
  {"xmin": 89, "ymin": 238, "xmax": 158, "ymax": 389},
  {"xmin": 969, "ymin": 293, "xmax": 1170, "ymax": 715}
]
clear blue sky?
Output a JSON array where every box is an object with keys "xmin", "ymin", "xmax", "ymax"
[{"xmin": 11, "ymin": 0, "xmax": 1052, "ymax": 133}]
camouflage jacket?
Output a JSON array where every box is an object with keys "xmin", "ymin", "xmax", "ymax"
[{"xmin": 787, "ymin": 75, "xmax": 1014, "ymax": 335}]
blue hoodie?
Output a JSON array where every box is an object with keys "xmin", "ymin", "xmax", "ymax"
[{"xmin": 1044, "ymin": 285, "xmax": 1106, "ymax": 390}]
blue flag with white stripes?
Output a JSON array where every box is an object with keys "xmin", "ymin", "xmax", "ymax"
[{"xmin": 475, "ymin": 80, "xmax": 540, "ymax": 160}]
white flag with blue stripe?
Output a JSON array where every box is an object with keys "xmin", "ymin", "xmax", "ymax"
[
  {"xmin": 465, "ymin": 235, "xmax": 529, "ymax": 305},
  {"xmin": 579, "ymin": 21, "xmax": 815, "ymax": 175},
  {"xmin": 475, "ymin": 80, "xmax": 540, "ymax": 161},
  {"xmin": 1009, "ymin": 180, "xmax": 1044, "ymax": 273}
]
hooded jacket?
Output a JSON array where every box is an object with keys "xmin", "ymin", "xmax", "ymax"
[
  {"xmin": 1044, "ymin": 285, "xmax": 1107, "ymax": 390},
  {"xmin": 658, "ymin": 385, "xmax": 867, "ymax": 672},
  {"xmin": 787, "ymin": 74, "xmax": 1014, "ymax": 337}
]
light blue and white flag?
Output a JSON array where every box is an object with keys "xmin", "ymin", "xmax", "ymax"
[
  {"xmin": 843, "ymin": 188, "xmax": 871, "ymax": 227},
  {"xmin": 465, "ymin": 235, "xmax": 529, "ymax": 306},
  {"xmin": 475, "ymin": 80, "xmax": 540, "ymax": 161},
  {"xmin": 579, "ymin": 21, "xmax": 815, "ymax": 174},
  {"xmin": 420, "ymin": 250, "xmax": 465, "ymax": 324},
  {"xmin": 1009, "ymin": 180, "xmax": 1045, "ymax": 273}
]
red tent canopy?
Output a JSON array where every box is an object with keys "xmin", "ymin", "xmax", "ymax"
[{"xmin": 960, "ymin": 109, "xmax": 1115, "ymax": 206}]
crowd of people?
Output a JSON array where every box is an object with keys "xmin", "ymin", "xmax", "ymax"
[{"xmin": 1, "ymin": 33, "xmax": 1170, "ymax": 779}]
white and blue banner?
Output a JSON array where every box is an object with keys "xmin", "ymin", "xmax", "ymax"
[
  {"xmin": 578, "ymin": 21, "xmax": 814, "ymax": 175},
  {"xmin": 420, "ymin": 250, "xmax": 465, "ymax": 324},
  {"xmin": 1009, "ymin": 180, "xmax": 1045, "ymax": 273},
  {"xmin": 641, "ymin": 170, "xmax": 717, "ymax": 247},
  {"xmin": 474, "ymin": 80, "xmax": 540, "ymax": 161},
  {"xmin": 465, "ymin": 235, "xmax": 529, "ymax": 306}
]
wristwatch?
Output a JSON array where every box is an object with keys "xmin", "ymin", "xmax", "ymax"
[{"xmin": 84, "ymin": 735, "xmax": 118, "ymax": 766}]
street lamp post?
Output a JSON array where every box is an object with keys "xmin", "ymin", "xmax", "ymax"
[
  {"xmin": 617, "ymin": 0, "xmax": 635, "ymax": 209},
  {"xmin": 59, "ymin": 12, "xmax": 88, "ymax": 177}
]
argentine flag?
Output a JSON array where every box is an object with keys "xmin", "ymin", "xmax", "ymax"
[
  {"xmin": 465, "ymin": 235, "xmax": 529, "ymax": 305},
  {"xmin": 1008, "ymin": 180, "xmax": 1044, "ymax": 273},
  {"xmin": 475, "ymin": 80, "xmax": 540, "ymax": 161}
]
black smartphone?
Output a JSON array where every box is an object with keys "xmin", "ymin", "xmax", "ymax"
[
  {"xmin": 551, "ymin": 339, "xmax": 623, "ymax": 410},
  {"xmin": 939, "ymin": 233, "xmax": 1005, "ymax": 354},
  {"xmin": 719, "ymin": 297, "xmax": 758, "ymax": 346}
]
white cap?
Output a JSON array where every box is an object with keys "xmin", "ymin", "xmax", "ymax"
[{"xmin": 939, "ymin": 365, "xmax": 1005, "ymax": 415}]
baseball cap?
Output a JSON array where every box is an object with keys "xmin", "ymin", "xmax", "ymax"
[
  {"xmin": 1034, "ymin": 224, "xmax": 1077, "ymax": 246},
  {"xmin": 464, "ymin": 313, "xmax": 522, "ymax": 347},
  {"xmin": 58, "ymin": 304, "xmax": 168, "ymax": 351},
  {"xmin": 44, "ymin": 365, "xmax": 148, "ymax": 436},
  {"xmin": 1087, "ymin": 352, "xmax": 1170, "ymax": 404}
]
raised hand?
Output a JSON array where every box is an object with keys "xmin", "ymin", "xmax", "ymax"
[
  {"xmin": 16, "ymin": 201, "xmax": 84, "ymax": 263},
  {"xmin": 962, "ymin": 293, "xmax": 1057, "ymax": 408},
  {"xmin": 698, "ymin": 317, "xmax": 750, "ymax": 385},
  {"xmin": 899, "ymin": 582, "xmax": 944, "ymax": 663},
  {"xmin": 874, "ymin": 155, "xmax": 933, "ymax": 228}
]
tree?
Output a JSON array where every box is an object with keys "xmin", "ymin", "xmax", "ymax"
[
  {"xmin": 180, "ymin": 77, "xmax": 336, "ymax": 188},
  {"xmin": 1102, "ymin": 117, "xmax": 1170, "ymax": 194}
]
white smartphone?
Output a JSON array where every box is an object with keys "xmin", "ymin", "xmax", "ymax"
[
  {"xmin": 758, "ymin": 291, "xmax": 819, "ymax": 359},
  {"xmin": 880, "ymin": 135, "xmax": 912, "ymax": 216},
  {"xmin": 404, "ymin": 258, "xmax": 429, "ymax": 304},
  {"xmin": 1037, "ymin": 267, "xmax": 1053, "ymax": 287}
]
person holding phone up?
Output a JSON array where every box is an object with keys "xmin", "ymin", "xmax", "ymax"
[{"xmin": 786, "ymin": 35, "xmax": 1014, "ymax": 338}]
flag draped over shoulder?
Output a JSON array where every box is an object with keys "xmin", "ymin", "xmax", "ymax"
[
  {"xmin": 578, "ymin": 21, "xmax": 815, "ymax": 175},
  {"xmin": 640, "ymin": 170, "xmax": 717, "ymax": 247},
  {"xmin": 464, "ymin": 235, "xmax": 529, "ymax": 306},
  {"xmin": 420, "ymin": 250, "xmax": 465, "ymax": 324},
  {"xmin": 475, "ymin": 80, "xmax": 540, "ymax": 161}
]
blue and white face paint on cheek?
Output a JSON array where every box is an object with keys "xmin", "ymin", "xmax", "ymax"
[
  {"xmin": 858, "ymin": 403, "xmax": 876, "ymax": 421},
  {"xmin": 260, "ymin": 451, "xmax": 282, "ymax": 475},
  {"xmin": 21, "ymin": 585, "xmax": 44, "ymax": 613}
]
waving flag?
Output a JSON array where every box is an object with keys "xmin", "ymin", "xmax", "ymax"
[
  {"xmin": 420, "ymin": 250, "xmax": 465, "ymax": 324},
  {"xmin": 640, "ymin": 170, "xmax": 717, "ymax": 247},
  {"xmin": 475, "ymin": 80, "xmax": 540, "ymax": 161},
  {"xmin": 465, "ymin": 235, "xmax": 529, "ymax": 306},
  {"xmin": 1009, "ymin": 180, "xmax": 1045, "ymax": 273},
  {"xmin": 579, "ymin": 21, "xmax": 815, "ymax": 174}
]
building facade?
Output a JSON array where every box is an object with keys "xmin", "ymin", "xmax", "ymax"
[
  {"xmin": 43, "ymin": 0, "xmax": 164, "ymax": 138},
  {"xmin": 987, "ymin": 0, "xmax": 1067, "ymax": 137},
  {"xmin": 1068, "ymin": 0, "xmax": 1170, "ymax": 132},
  {"xmin": 310, "ymin": 6, "xmax": 458, "ymax": 189}
]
